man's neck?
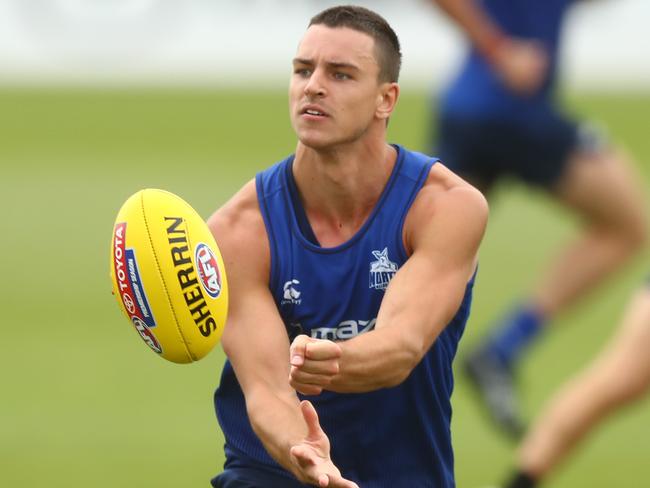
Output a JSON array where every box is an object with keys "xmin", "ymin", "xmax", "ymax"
[{"xmin": 292, "ymin": 141, "xmax": 397, "ymax": 246}]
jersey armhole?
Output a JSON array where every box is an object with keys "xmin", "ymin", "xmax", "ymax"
[
  {"xmin": 255, "ymin": 173, "xmax": 280, "ymax": 293},
  {"xmin": 396, "ymin": 158, "xmax": 438, "ymax": 261}
]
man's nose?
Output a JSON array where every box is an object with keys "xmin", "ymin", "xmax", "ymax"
[{"xmin": 304, "ymin": 68, "xmax": 326, "ymax": 97}]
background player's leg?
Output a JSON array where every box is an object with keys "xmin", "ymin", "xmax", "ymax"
[
  {"xmin": 465, "ymin": 145, "xmax": 647, "ymax": 439},
  {"xmin": 504, "ymin": 287, "xmax": 650, "ymax": 486},
  {"xmin": 531, "ymin": 147, "xmax": 647, "ymax": 316}
]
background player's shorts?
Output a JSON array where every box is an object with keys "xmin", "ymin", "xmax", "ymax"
[
  {"xmin": 435, "ymin": 109, "xmax": 598, "ymax": 191},
  {"xmin": 212, "ymin": 467, "xmax": 308, "ymax": 488}
]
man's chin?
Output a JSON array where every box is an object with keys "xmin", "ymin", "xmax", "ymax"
[
  {"xmin": 297, "ymin": 130, "xmax": 359, "ymax": 151},
  {"xmin": 297, "ymin": 135, "xmax": 337, "ymax": 151}
]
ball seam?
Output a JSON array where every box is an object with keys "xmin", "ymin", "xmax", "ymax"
[{"xmin": 141, "ymin": 190, "xmax": 194, "ymax": 362}]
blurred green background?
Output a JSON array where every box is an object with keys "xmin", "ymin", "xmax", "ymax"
[{"xmin": 1, "ymin": 88, "xmax": 648, "ymax": 488}]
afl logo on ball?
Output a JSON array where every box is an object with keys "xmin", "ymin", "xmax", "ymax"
[
  {"xmin": 132, "ymin": 316, "xmax": 163, "ymax": 354},
  {"xmin": 195, "ymin": 243, "xmax": 222, "ymax": 299}
]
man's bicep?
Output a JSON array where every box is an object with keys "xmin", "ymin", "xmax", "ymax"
[
  {"xmin": 414, "ymin": 184, "xmax": 487, "ymax": 279},
  {"xmin": 415, "ymin": 185, "xmax": 486, "ymax": 311},
  {"xmin": 378, "ymin": 185, "xmax": 487, "ymax": 340}
]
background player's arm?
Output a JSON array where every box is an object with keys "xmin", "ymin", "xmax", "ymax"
[
  {"xmin": 290, "ymin": 167, "xmax": 488, "ymax": 394},
  {"xmin": 428, "ymin": 0, "xmax": 548, "ymax": 94},
  {"xmin": 428, "ymin": 0, "xmax": 506, "ymax": 60},
  {"xmin": 208, "ymin": 182, "xmax": 357, "ymax": 488}
]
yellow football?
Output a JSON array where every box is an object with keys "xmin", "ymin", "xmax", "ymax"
[{"xmin": 110, "ymin": 189, "xmax": 228, "ymax": 363}]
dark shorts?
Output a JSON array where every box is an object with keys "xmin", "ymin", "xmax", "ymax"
[
  {"xmin": 211, "ymin": 467, "xmax": 308, "ymax": 488},
  {"xmin": 435, "ymin": 110, "xmax": 587, "ymax": 191}
]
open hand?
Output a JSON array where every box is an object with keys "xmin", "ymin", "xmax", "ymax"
[{"xmin": 290, "ymin": 401, "xmax": 359, "ymax": 488}]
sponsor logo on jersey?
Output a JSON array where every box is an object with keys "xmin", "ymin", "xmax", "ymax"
[
  {"xmin": 113, "ymin": 222, "xmax": 163, "ymax": 354},
  {"xmin": 195, "ymin": 243, "xmax": 222, "ymax": 298},
  {"xmin": 165, "ymin": 217, "xmax": 217, "ymax": 337},
  {"xmin": 281, "ymin": 279, "xmax": 302, "ymax": 305},
  {"xmin": 369, "ymin": 247, "xmax": 398, "ymax": 291},
  {"xmin": 310, "ymin": 319, "xmax": 377, "ymax": 340}
]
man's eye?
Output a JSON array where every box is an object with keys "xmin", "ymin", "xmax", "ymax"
[
  {"xmin": 295, "ymin": 69, "xmax": 312, "ymax": 77},
  {"xmin": 334, "ymin": 72, "xmax": 350, "ymax": 80}
]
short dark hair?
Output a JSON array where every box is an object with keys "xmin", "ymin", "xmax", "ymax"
[{"xmin": 309, "ymin": 5, "xmax": 402, "ymax": 83}]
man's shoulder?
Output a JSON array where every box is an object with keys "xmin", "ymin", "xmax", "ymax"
[
  {"xmin": 207, "ymin": 179, "xmax": 269, "ymax": 259},
  {"xmin": 211, "ymin": 178, "xmax": 258, "ymax": 219},
  {"xmin": 420, "ymin": 162, "xmax": 487, "ymax": 209},
  {"xmin": 405, "ymin": 163, "xmax": 488, "ymax": 244},
  {"xmin": 396, "ymin": 145, "xmax": 438, "ymax": 171}
]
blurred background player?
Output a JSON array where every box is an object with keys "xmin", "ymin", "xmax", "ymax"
[
  {"xmin": 502, "ymin": 280, "xmax": 650, "ymax": 487},
  {"xmin": 427, "ymin": 0, "xmax": 648, "ymax": 437}
]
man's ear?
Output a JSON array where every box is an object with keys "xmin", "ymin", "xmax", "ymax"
[{"xmin": 376, "ymin": 82, "xmax": 399, "ymax": 121}]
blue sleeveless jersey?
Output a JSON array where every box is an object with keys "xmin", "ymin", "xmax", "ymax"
[
  {"xmin": 214, "ymin": 145, "xmax": 476, "ymax": 487},
  {"xmin": 441, "ymin": 0, "xmax": 573, "ymax": 120}
]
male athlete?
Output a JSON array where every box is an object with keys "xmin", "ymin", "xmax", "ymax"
[
  {"xmin": 428, "ymin": 0, "xmax": 648, "ymax": 437},
  {"xmin": 208, "ymin": 5, "xmax": 487, "ymax": 488}
]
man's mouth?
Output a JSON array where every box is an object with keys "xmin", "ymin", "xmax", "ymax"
[{"xmin": 302, "ymin": 106, "xmax": 328, "ymax": 117}]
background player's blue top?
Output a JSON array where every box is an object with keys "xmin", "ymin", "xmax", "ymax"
[
  {"xmin": 214, "ymin": 146, "xmax": 476, "ymax": 487},
  {"xmin": 441, "ymin": 0, "xmax": 573, "ymax": 120}
]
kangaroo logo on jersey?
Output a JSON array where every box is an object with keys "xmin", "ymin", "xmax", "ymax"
[
  {"xmin": 282, "ymin": 279, "xmax": 302, "ymax": 305},
  {"xmin": 369, "ymin": 248, "xmax": 398, "ymax": 290}
]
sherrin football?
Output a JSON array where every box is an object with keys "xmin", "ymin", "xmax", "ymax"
[{"xmin": 110, "ymin": 189, "xmax": 228, "ymax": 363}]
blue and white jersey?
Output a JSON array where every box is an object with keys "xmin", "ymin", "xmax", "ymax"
[
  {"xmin": 215, "ymin": 145, "xmax": 476, "ymax": 487},
  {"xmin": 441, "ymin": 0, "xmax": 574, "ymax": 120}
]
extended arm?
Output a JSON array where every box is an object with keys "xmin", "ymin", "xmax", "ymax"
[
  {"xmin": 209, "ymin": 181, "xmax": 358, "ymax": 488},
  {"xmin": 290, "ymin": 167, "xmax": 488, "ymax": 394},
  {"xmin": 428, "ymin": 0, "xmax": 548, "ymax": 94}
]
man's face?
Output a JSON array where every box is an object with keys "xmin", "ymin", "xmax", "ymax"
[{"xmin": 289, "ymin": 25, "xmax": 386, "ymax": 150}]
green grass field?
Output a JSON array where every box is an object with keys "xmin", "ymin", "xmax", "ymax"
[{"xmin": 1, "ymin": 88, "xmax": 648, "ymax": 487}]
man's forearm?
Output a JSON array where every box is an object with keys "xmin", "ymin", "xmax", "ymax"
[
  {"xmin": 328, "ymin": 325, "xmax": 425, "ymax": 393},
  {"xmin": 246, "ymin": 391, "xmax": 306, "ymax": 473}
]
